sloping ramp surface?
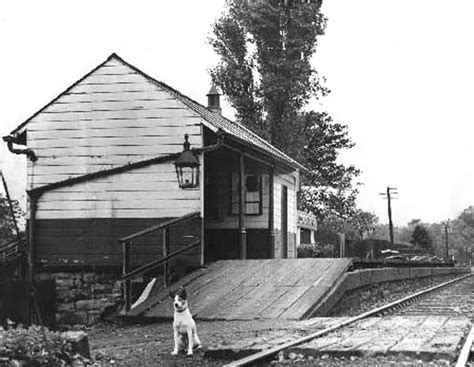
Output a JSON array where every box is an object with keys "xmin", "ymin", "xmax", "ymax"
[{"xmin": 131, "ymin": 258, "xmax": 352, "ymax": 320}]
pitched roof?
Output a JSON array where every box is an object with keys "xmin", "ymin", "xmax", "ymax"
[{"xmin": 8, "ymin": 53, "xmax": 305, "ymax": 171}]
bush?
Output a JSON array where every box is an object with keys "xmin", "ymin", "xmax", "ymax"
[
  {"xmin": 0, "ymin": 324, "xmax": 72, "ymax": 366},
  {"xmin": 297, "ymin": 243, "xmax": 335, "ymax": 258}
]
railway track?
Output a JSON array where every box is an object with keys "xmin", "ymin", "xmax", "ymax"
[{"xmin": 224, "ymin": 272, "xmax": 473, "ymax": 367}]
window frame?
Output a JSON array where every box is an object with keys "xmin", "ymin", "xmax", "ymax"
[{"xmin": 230, "ymin": 173, "xmax": 263, "ymax": 216}]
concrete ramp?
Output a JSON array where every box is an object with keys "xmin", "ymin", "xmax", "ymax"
[{"xmin": 130, "ymin": 258, "xmax": 352, "ymax": 321}]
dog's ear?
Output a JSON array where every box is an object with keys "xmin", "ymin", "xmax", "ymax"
[{"xmin": 177, "ymin": 287, "xmax": 187, "ymax": 300}]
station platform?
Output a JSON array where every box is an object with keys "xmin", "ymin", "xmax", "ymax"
[{"xmin": 128, "ymin": 258, "xmax": 353, "ymax": 320}]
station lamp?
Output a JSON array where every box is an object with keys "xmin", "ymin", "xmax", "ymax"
[{"xmin": 174, "ymin": 134, "xmax": 200, "ymax": 189}]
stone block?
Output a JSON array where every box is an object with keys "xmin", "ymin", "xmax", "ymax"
[{"xmin": 62, "ymin": 331, "xmax": 91, "ymax": 358}]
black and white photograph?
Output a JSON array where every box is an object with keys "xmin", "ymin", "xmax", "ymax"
[{"xmin": 0, "ymin": 0, "xmax": 473, "ymax": 365}]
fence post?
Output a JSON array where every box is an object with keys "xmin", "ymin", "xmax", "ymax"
[
  {"xmin": 122, "ymin": 241, "xmax": 131, "ymax": 312},
  {"xmin": 163, "ymin": 228, "xmax": 170, "ymax": 287}
]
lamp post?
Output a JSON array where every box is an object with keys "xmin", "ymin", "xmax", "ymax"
[{"xmin": 174, "ymin": 134, "xmax": 200, "ymax": 189}]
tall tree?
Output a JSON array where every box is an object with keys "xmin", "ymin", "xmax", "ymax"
[
  {"xmin": 210, "ymin": 0, "xmax": 360, "ymax": 220},
  {"xmin": 410, "ymin": 224, "xmax": 433, "ymax": 253}
]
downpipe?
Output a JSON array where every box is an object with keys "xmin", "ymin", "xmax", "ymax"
[{"xmin": 3, "ymin": 135, "xmax": 37, "ymax": 162}]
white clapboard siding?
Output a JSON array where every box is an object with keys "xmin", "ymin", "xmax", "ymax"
[
  {"xmin": 29, "ymin": 134, "xmax": 201, "ymax": 149},
  {"xmin": 36, "ymin": 208, "xmax": 198, "ymax": 220},
  {"xmin": 50, "ymin": 91, "xmax": 176, "ymax": 103},
  {"xmin": 46, "ymin": 98, "xmax": 185, "ymax": 113},
  {"xmin": 31, "ymin": 108, "xmax": 199, "ymax": 123},
  {"xmin": 29, "ymin": 163, "xmax": 185, "ymax": 188},
  {"xmin": 29, "ymin": 125, "xmax": 200, "ymax": 140},
  {"xmin": 29, "ymin": 164, "xmax": 178, "ymax": 176},
  {"xmin": 29, "ymin": 155, "xmax": 161, "ymax": 168},
  {"xmin": 36, "ymin": 161, "xmax": 200, "ymax": 219},
  {"xmin": 28, "ymin": 117, "xmax": 201, "ymax": 132},
  {"xmin": 26, "ymin": 56, "xmax": 206, "ymax": 191},
  {"xmin": 76, "ymin": 71, "xmax": 149, "ymax": 85},
  {"xmin": 31, "ymin": 145, "xmax": 185, "ymax": 157},
  {"xmin": 42, "ymin": 190, "xmax": 199, "ymax": 201},
  {"xmin": 38, "ymin": 199, "xmax": 199, "ymax": 211}
]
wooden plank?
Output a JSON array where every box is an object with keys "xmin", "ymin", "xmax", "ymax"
[
  {"xmin": 37, "ymin": 180, "xmax": 188, "ymax": 193},
  {"xmin": 298, "ymin": 259, "xmax": 334, "ymax": 285},
  {"xmin": 38, "ymin": 198, "xmax": 200, "ymax": 211},
  {"xmin": 28, "ymin": 116, "xmax": 202, "ymax": 131},
  {"xmin": 28, "ymin": 134, "xmax": 201, "ymax": 149},
  {"xmin": 41, "ymin": 190, "xmax": 199, "ymax": 202},
  {"xmin": 36, "ymin": 207, "xmax": 200, "ymax": 219},
  {"xmin": 226, "ymin": 284, "xmax": 289, "ymax": 319},
  {"xmin": 52, "ymin": 90, "xmax": 177, "ymax": 104},
  {"xmin": 30, "ymin": 164, "xmax": 181, "ymax": 186},
  {"xmin": 199, "ymin": 285, "xmax": 258, "ymax": 319},
  {"xmin": 278, "ymin": 285, "xmax": 331, "ymax": 320},
  {"xmin": 30, "ymin": 144, "xmax": 185, "ymax": 157},
  {"xmin": 35, "ymin": 217, "xmax": 172, "ymax": 229},
  {"xmin": 37, "ymin": 199, "xmax": 200, "ymax": 212},
  {"xmin": 27, "ymin": 155, "xmax": 162, "ymax": 167},
  {"xmin": 69, "ymin": 71, "xmax": 145, "ymax": 85},
  {"xmin": 273, "ymin": 259, "xmax": 321, "ymax": 286},
  {"xmin": 189, "ymin": 263, "xmax": 257, "ymax": 315},
  {"xmin": 259, "ymin": 286, "xmax": 309, "ymax": 319},
  {"xmin": 65, "ymin": 80, "xmax": 156, "ymax": 94},
  {"xmin": 145, "ymin": 262, "xmax": 234, "ymax": 318},
  {"xmin": 30, "ymin": 164, "xmax": 182, "ymax": 176},
  {"xmin": 30, "ymin": 108, "xmax": 200, "ymax": 124},
  {"xmin": 29, "ymin": 125, "xmax": 200, "ymax": 139},
  {"xmin": 45, "ymin": 97, "xmax": 187, "ymax": 113}
]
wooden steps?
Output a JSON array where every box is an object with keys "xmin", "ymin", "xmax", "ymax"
[{"xmin": 129, "ymin": 258, "xmax": 353, "ymax": 320}]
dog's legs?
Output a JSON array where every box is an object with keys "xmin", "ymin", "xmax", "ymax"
[
  {"xmin": 186, "ymin": 328, "xmax": 194, "ymax": 355},
  {"xmin": 193, "ymin": 329, "xmax": 201, "ymax": 349},
  {"xmin": 172, "ymin": 326, "xmax": 179, "ymax": 355}
]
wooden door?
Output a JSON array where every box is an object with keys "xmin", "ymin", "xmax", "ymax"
[{"xmin": 281, "ymin": 185, "xmax": 288, "ymax": 258}]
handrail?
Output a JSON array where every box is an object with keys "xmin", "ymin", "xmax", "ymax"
[
  {"xmin": 120, "ymin": 211, "xmax": 202, "ymax": 312},
  {"xmin": 122, "ymin": 239, "xmax": 200, "ymax": 281},
  {"xmin": 119, "ymin": 211, "xmax": 200, "ymax": 243}
]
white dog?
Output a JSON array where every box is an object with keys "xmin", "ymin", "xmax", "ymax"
[{"xmin": 170, "ymin": 287, "xmax": 201, "ymax": 355}]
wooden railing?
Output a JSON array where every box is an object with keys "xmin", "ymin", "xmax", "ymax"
[
  {"xmin": 0, "ymin": 237, "xmax": 26, "ymax": 264},
  {"xmin": 119, "ymin": 211, "xmax": 201, "ymax": 312}
]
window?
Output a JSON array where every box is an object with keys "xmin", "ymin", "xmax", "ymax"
[{"xmin": 231, "ymin": 173, "xmax": 262, "ymax": 215}]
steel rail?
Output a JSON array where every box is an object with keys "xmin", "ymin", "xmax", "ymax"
[
  {"xmin": 224, "ymin": 272, "xmax": 472, "ymax": 367},
  {"xmin": 455, "ymin": 325, "xmax": 474, "ymax": 367}
]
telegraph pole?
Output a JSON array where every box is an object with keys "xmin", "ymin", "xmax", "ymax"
[
  {"xmin": 379, "ymin": 186, "xmax": 398, "ymax": 245},
  {"xmin": 444, "ymin": 219, "xmax": 450, "ymax": 260}
]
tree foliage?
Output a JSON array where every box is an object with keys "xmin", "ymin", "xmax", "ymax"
[
  {"xmin": 0, "ymin": 195, "xmax": 23, "ymax": 243},
  {"xmin": 316, "ymin": 209, "xmax": 379, "ymax": 241},
  {"xmin": 410, "ymin": 224, "xmax": 433, "ymax": 253},
  {"xmin": 209, "ymin": 0, "xmax": 360, "ymax": 220}
]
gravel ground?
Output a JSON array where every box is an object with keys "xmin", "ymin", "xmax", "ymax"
[
  {"xmin": 395, "ymin": 275, "xmax": 473, "ymax": 321},
  {"xmin": 268, "ymin": 352, "xmax": 453, "ymax": 366},
  {"xmin": 86, "ymin": 273, "xmax": 472, "ymax": 366},
  {"xmin": 88, "ymin": 319, "xmax": 317, "ymax": 366},
  {"xmin": 329, "ymin": 273, "xmax": 467, "ymax": 317}
]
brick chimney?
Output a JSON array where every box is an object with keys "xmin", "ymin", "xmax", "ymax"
[{"xmin": 207, "ymin": 84, "xmax": 221, "ymax": 115}]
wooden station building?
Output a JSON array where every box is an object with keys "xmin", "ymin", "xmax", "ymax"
[{"xmin": 3, "ymin": 54, "xmax": 308, "ymax": 279}]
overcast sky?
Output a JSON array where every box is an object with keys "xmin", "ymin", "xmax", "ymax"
[{"xmin": 1, "ymin": 0, "xmax": 473, "ymax": 225}]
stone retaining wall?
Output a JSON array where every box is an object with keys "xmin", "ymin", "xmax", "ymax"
[
  {"xmin": 37, "ymin": 270, "xmax": 122, "ymax": 326},
  {"xmin": 312, "ymin": 267, "xmax": 470, "ymax": 317}
]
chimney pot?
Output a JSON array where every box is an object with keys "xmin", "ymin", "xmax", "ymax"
[{"xmin": 207, "ymin": 84, "xmax": 222, "ymax": 115}]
